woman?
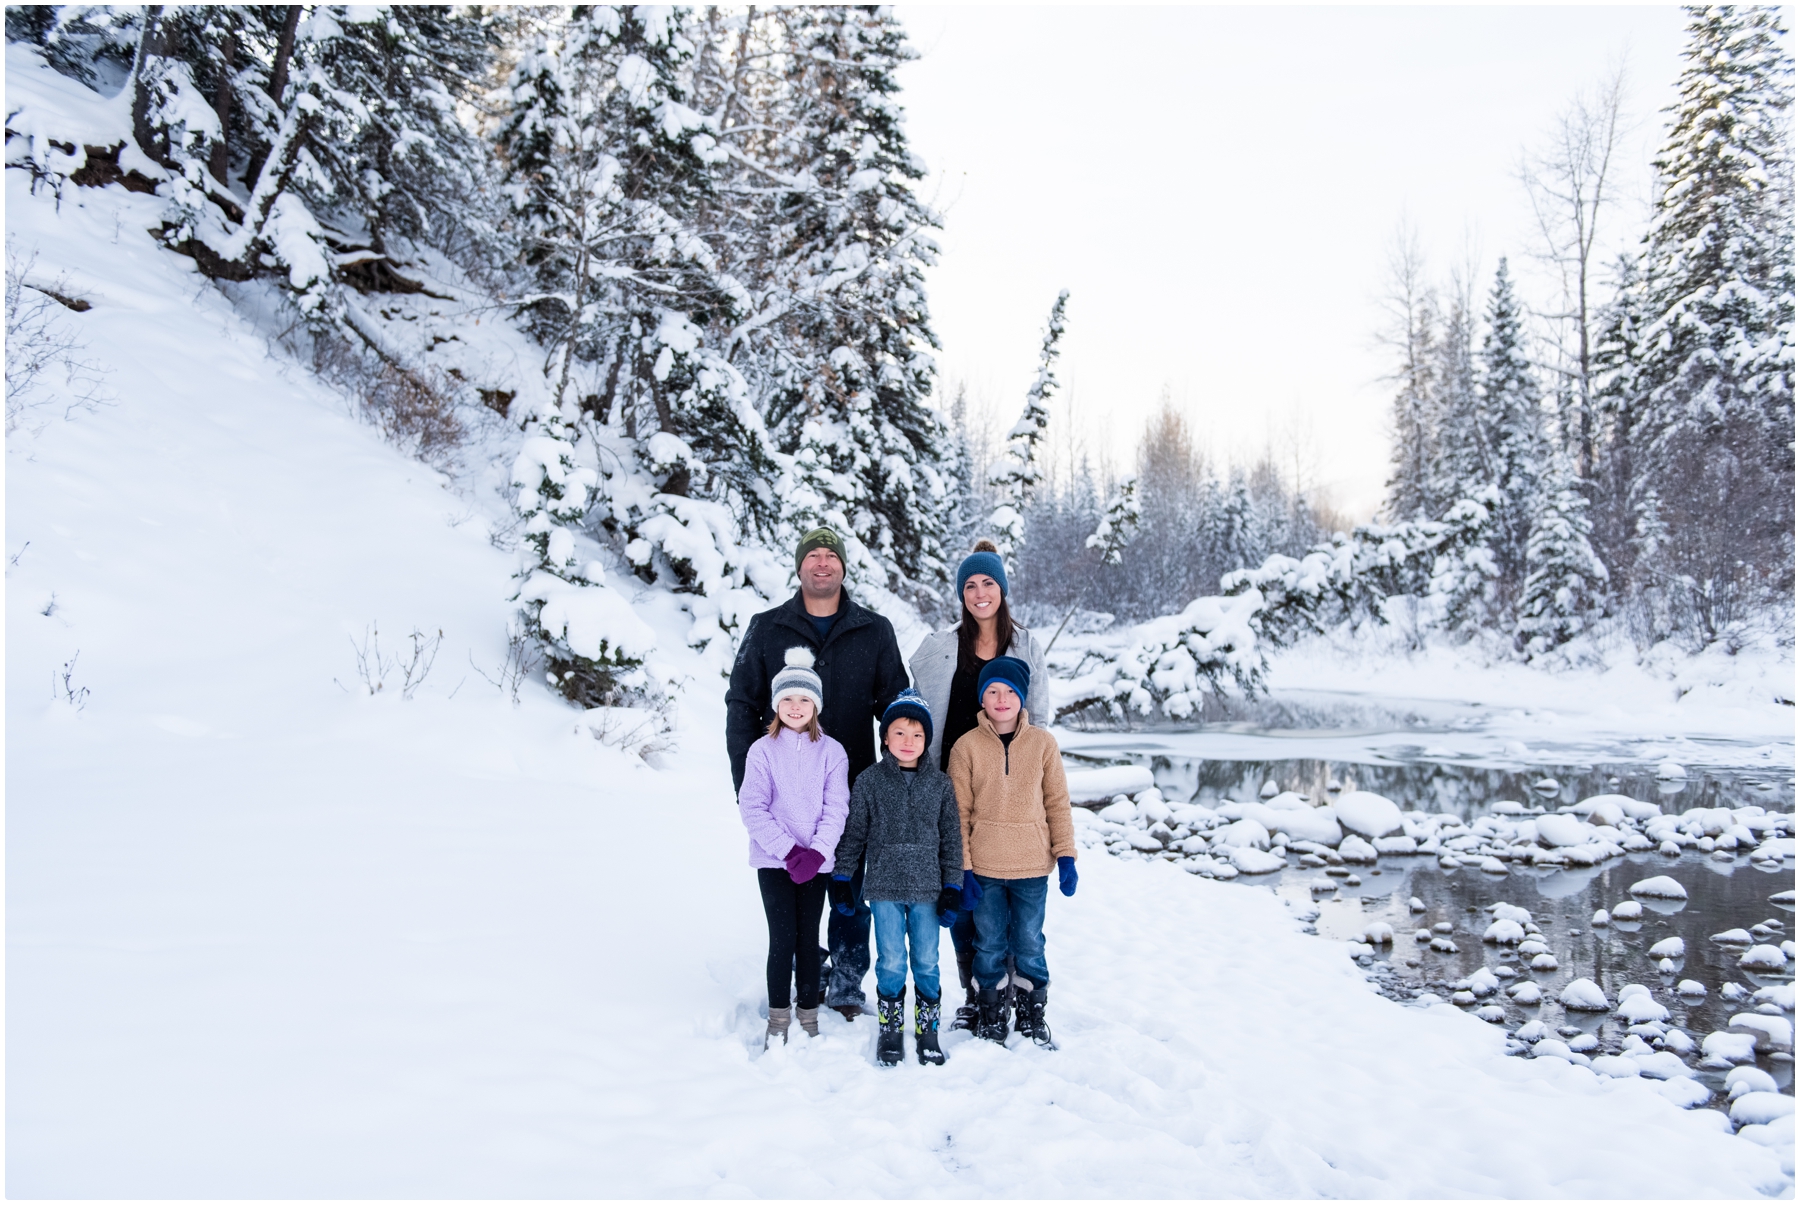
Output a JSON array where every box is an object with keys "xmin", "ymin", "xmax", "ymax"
[{"xmin": 908, "ymin": 538, "xmax": 1050, "ymax": 1029}]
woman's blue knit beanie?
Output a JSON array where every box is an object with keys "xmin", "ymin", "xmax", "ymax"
[
  {"xmin": 957, "ymin": 549, "xmax": 1008, "ymax": 599},
  {"xmin": 976, "ymin": 656, "xmax": 1031, "ymax": 707}
]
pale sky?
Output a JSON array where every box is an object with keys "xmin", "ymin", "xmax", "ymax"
[{"xmin": 897, "ymin": 6, "xmax": 1694, "ymax": 520}]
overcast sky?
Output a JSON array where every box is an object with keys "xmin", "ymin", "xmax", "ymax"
[{"xmin": 896, "ymin": 6, "xmax": 1694, "ymax": 520}]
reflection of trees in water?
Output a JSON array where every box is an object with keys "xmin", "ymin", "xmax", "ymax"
[{"xmin": 1137, "ymin": 756, "xmax": 1791, "ymax": 819}]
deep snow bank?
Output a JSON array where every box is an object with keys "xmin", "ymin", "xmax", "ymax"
[{"xmin": 7, "ymin": 128, "xmax": 1791, "ymax": 1199}]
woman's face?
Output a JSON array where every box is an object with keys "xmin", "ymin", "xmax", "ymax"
[
  {"xmin": 963, "ymin": 573, "xmax": 1002, "ymax": 621},
  {"xmin": 777, "ymin": 694, "xmax": 816, "ymax": 730}
]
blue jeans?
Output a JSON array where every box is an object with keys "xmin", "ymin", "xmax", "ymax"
[
  {"xmin": 972, "ymin": 875, "xmax": 1049, "ymax": 990},
  {"xmin": 870, "ymin": 901, "xmax": 942, "ymax": 999}
]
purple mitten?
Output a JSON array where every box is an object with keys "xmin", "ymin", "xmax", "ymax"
[{"xmin": 784, "ymin": 845, "xmax": 826, "ymax": 884}]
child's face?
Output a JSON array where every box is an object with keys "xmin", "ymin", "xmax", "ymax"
[
  {"xmin": 885, "ymin": 717, "xmax": 926, "ymax": 767},
  {"xmin": 981, "ymin": 681, "xmax": 1019, "ymax": 730},
  {"xmin": 777, "ymin": 694, "xmax": 816, "ymax": 730}
]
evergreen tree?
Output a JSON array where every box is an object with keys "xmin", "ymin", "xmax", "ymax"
[
  {"xmin": 1477, "ymin": 258, "xmax": 1549, "ymax": 606},
  {"xmin": 1587, "ymin": 252, "xmax": 1650, "ymax": 575},
  {"xmin": 752, "ymin": 6, "xmax": 953, "ymax": 600},
  {"xmin": 1633, "ymin": 4, "xmax": 1794, "ymax": 620},
  {"xmin": 1517, "ymin": 459, "xmax": 1610, "ymax": 655},
  {"xmin": 1427, "ymin": 284, "xmax": 1486, "ymax": 512},
  {"xmin": 989, "ymin": 290, "xmax": 1068, "ymax": 561}
]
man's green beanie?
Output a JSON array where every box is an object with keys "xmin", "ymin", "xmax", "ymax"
[{"xmin": 795, "ymin": 527, "xmax": 847, "ymax": 575}]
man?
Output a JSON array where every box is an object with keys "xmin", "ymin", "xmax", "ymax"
[{"xmin": 726, "ymin": 527, "xmax": 909, "ymax": 1018}]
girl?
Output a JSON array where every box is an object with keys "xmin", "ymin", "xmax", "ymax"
[
  {"xmin": 737, "ymin": 648, "xmax": 849, "ymax": 1048},
  {"xmin": 908, "ymin": 540, "xmax": 1049, "ymax": 1029},
  {"xmin": 946, "ymin": 656, "xmax": 1076, "ymax": 1049}
]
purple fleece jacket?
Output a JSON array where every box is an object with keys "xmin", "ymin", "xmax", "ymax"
[{"xmin": 738, "ymin": 727, "xmax": 851, "ymax": 872}]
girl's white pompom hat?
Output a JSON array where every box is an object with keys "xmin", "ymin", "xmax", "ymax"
[{"xmin": 770, "ymin": 646, "xmax": 824, "ymax": 712}]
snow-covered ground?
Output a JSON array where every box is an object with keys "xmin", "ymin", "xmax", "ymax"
[{"xmin": 8, "ymin": 118, "xmax": 1794, "ymax": 1199}]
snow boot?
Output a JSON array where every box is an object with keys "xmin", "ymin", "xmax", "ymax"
[
  {"xmin": 975, "ymin": 984, "xmax": 1009, "ymax": 1044},
  {"xmin": 876, "ymin": 991, "xmax": 906, "ymax": 1066},
  {"xmin": 951, "ymin": 950, "xmax": 977, "ymax": 1031},
  {"xmin": 1011, "ymin": 976, "xmax": 1030, "ymax": 1035},
  {"xmin": 1016, "ymin": 985, "xmax": 1056, "ymax": 1049},
  {"xmin": 914, "ymin": 991, "xmax": 946, "ymax": 1066},
  {"xmin": 797, "ymin": 1006, "xmax": 820, "ymax": 1038},
  {"xmin": 764, "ymin": 1006, "xmax": 791, "ymax": 1050}
]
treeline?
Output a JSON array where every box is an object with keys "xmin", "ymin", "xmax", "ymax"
[{"xmin": 1377, "ymin": 6, "xmax": 1792, "ymax": 653}]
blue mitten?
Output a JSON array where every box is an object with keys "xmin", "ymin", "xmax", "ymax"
[
  {"xmin": 829, "ymin": 875, "xmax": 855, "ymax": 917},
  {"xmin": 960, "ymin": 869, "xmax": 984, "ymax": 912},
  {"xmin": 1057, "ymin": 856, "xmax": 1078, "ymax": 897}
]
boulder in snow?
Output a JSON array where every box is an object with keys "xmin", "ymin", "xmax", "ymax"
[
  {"xmin": 1483, "ymin": 919, "xmax": 1525, "ymax": 944},
  {"xmin": 1215, "ymin": 818, "xmax": 1271, "ymax": 850},
  {"xmin": 1610, "ymin": 900, "xmax": 1644, "ymax": 920},
  {"xmin": 1533, "ymin": 813, "xmax": 1589, "ymax": 848},
  {"xmin": 1728, "ymin": 1013, "xmax": 1794, "ymax": 1052},
  {"xmin": 1226, "ymin": 845, "xmax": 1285, "ymax": 875},
  {"xmin": 1700, "ymin": 1031, "xmax": 1758, "ymax": 1064},
  {"xmin": 1509, "ymin": 981, "xmax": 1543, "ymax": 1004},
  {"xmin": 1729, "ymin": 1093, "xmax": 1795, "ymax": 1127},
  {"xmin": 1616, "ymin": 995, "xmax": 1671, "ymax": 1024},
  {"xmin": 1064, "ymin": 764, "xmax": 1156, "ymax": 804},
  {"xmin": 1330, "ymin": 791, "xmax": 1403, "ymax": 839},
  {"xmin": 1337, "ymin": 834, "xmax": 1377, "ymax": 864},
  {"xmin": 1739, "ymin": 944, "xmax": 1788, "ymax": 971},
  {"xmin": 1559, "ymin": 978, "xmax": 1609, "ymax": 1011},
  {"xmin": 1647, "ymin": 936, "xmax": 1685, "ymax": 959},
  {"xmin": 1629, "ymin": 876, "xmax": 1688, "ymax": 899}
]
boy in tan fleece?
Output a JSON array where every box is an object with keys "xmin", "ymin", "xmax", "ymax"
[{"xmin": 946, "ymin": 655, "xmax": 1076, "ymax": 1048}]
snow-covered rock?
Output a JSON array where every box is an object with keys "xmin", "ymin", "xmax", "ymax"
[
  {"xmin": 1655, "ymin": 761, "xmax": 1688, "ymax": 780},
  {"xmin": 1629, "ymin": 876, "xmax": 1688, "ymax": 899},
  {"xmin": 1330, "ymin": 792, "xmax": 1403, "ymax": 839},
  {"xmin": 1509, "ymin": 981, "xmax": 1543, "ymax": 1004},
  {"xmin": 1610, "ymin": 900, "xmax": 1644, "ymax": 920},
  {"xmin": 1363, "ymin": 922, "xmax": 1394, "ymax": 945},
  {"xmin": 1729, "ymin": 1013, "xmax": 1794, "ymax": 1052},
  {"xmin": 1215, "ymin": 818, "xmax": 1271, "ymax": 850},
  {"xmin": 1739, "ymin": 945, "xmax": 1788, "ymax": 971},
  {"xmin": 1713, "ymin": 928, "xmax": 1754, "ymax": 944},
  {"xmin": 1483, "ymin": 919, "xmax": 1525, "ymax": 944},
  {"xmin": 1616, "ymin": 995, "xmax": 1671, "ymax": 1024},
  {"xmin": 1676, "ymin": 980, "xmax": 1707, "ymax": 996},
  {"xmin": 1530, "ymin": 954, "xmax": 1559, "ymax": 971},
  {"xmin": 1701, "ymin": 1032, "xmax": 1759, "ymax": 1064},
  {"xmin": 1647, "ymin": 936, "xmax": 1685, "ymax": 959},
  {"xmin": 1096, "ymin": 797, "xmax": 1137, "ymax": 824},
  {"xmin": 1591, "ymin": 909, "xmax": 1610, "ymax": 926},
  {"xmin": 1753, "ymin": 984, "xmax": 1794, "ymax": 1011},
  {"xmin": 1336, "ymin": 834, "xmax": 1377, "ymax": 864},
  {"xmin": 1265, "ymin": 807, "xmax": 1342, "ymax": 848},
  {"xmin": 1632, "ymin": 1051, "xmax": 1694, "ymax": 1080},
  {"xmin": 1591, "ymin": 1054, "xmax": 1640, "ymax": 1078},
  {"xmin": 1514, "ymin": 1019, "xmax": 1548, "ymax": 1042},
  {"xmin": 1226, "ymin": 845, "xmax": 1285, "ymax": 875},
  {"xmin": 1065, "ymin": 764, "xmax": 1156, "ymax": 803},
  {"xmin": 1727, "ymin": 1067, "xmax": 1780, "ymax": 1096},
  {"xmin": 1559, "ymin": 979, "xmax": 1609, "ymax": 1011},
  {"xmin": 1730, "ymin": 1094, "xmax": 1795, "ymax": 1127},
  {"xmin": 1533, "ymin": 813, "xmax": 1589, "ymax": 848},
  {"xmin": 1373, "ymin": 835, "xmax": 1418, "ymax": 855}
]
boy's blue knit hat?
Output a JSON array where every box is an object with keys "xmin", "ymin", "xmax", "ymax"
[
  {"xmin": 881, "ymin": 687, "xmax": 934, "ymax": 749},
  {"xmin": 956, "ymin": 548, "xmax": 1008, "ymax": 599},
  {"xmin": 976, "ymin": 656, "xmax": 1031, "ymax": 708}
]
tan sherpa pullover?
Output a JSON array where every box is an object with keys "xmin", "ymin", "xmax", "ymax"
[{"xmin": 946, "ymin": 709, "xmax": 1076, "ymax": 879}]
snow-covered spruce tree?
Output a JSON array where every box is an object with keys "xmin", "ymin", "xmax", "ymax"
[
  {"xmin": 1380, "ymin": 234, "xmax": 1441, "ymax": 522},
  {"xmin": 496, "ymin": 6, "xmax": 785, "ymax": 664},
  {"xmin": 511, "ymin": 394, "xmax": 655, "ymax": 706},
  {"xmin": 1475, "ymin": 258, "xmax": 1550, "ymax": 615},
  {"xmin": 1632, "ymin": 4, "xmax": 1794, "ymax": 631},
  {"xmin": 988, "ymin": 290, "xmax": 1069, "ymax": 562},
  {"xmin": 731, "ymin": 5, "xmax": 953, "ymax": 603},
  {"xmin": 1587, "ymin": 252, "xmax": 1650, "ymax": 576},
  {"xmin": 1425, "ymin": 283, "xmax": 1486, "ymax": 514},
  {"xmin": 1516, "ymin": 459, "xmax": 1610, "ymax": 656}
]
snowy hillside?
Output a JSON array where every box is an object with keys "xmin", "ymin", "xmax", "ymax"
[{"xmin": 8, "ymin": 105, "xmax": 1793, "ymax": 1200}]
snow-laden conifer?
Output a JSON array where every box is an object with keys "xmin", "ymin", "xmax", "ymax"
[
  {"xmin": 1477, "ymin": 258, "xmax": 1549, "ymax": 607},
  {"xmin": 1517, "ymin": 459, "xmax": 1610, "ymax": 655},
  {"xmin": 989, "ymin": 290, "xmax": 1068, "ymax": 560}
]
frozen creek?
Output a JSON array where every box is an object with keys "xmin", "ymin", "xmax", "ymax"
[{"xmin": 1062, "ymin": 729, "xmax": 1796, "ymax": 1138}]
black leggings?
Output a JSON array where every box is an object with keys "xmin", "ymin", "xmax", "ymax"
[{"xmin": 757, "ymin": 868, "xmax": 828, "ymax": 1010}]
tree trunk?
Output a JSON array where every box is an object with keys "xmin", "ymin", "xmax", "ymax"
[{"xmin": 130, "ymin": 6, "xmax": 173, "ymax": 169}]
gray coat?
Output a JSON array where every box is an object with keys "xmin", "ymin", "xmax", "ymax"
[
  {"xmin": 836, "ymin": 753, "xmax": 964, "ymax": 903},
  {"xmin": 909, "ymin": 625, "xmax": 1050, "ymax": 770}
]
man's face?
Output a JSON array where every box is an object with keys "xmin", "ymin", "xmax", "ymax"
[{"xmin": 800, "ymin": 547, "xmax": 845, "ymax": 599}]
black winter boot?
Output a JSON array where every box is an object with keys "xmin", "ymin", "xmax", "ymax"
[
  {"xmin": 914, "ymin": 991, "xmax": 946, "ymax": 1065},
  {"xmin": 1017, "ymin": 985, "xmax": 1055, "ymax": 1049},
  {"xmin": 975, "ymin": 984, "xmax": 1009, "ymax": 1044},
  {"xmin": 876, "ymin": 991, "xmax": 906, "ymax": 1066},
  {"xmin": 1011, "ymin": 977, "xmax": 1030, "ymax": 1035},
  {"xmin": 951, "ymin": 951, "xmax": 977, "ymax": 1031}
]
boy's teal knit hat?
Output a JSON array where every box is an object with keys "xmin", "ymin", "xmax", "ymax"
[{"xmin": 977, "ymin": 656, "xmax": 1031, "ymax": 707}]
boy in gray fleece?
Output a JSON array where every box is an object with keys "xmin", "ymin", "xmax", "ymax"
[{"xmin": 830, "ymin": 688, "xmax": 964, "ymax": 1066}]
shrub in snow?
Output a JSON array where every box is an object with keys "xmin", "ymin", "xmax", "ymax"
[{"xmin": 1057, "ymin": 591, "xmax": 1265, "ymax": 723}]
